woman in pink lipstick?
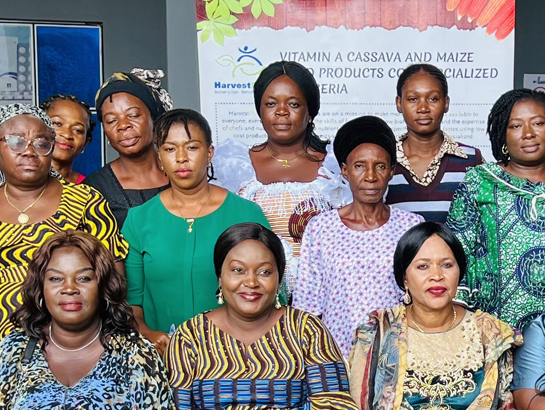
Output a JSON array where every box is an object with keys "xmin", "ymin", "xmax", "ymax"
[
  {"xmin": 122, "ymin": 109, "xmax": 270, "ymax": 357},
  {"xmin": 349, "ymin": 222, "xmax": 521, "ymax": 410},
  {"xmin": 447, "ymin": 89, "xmax": 545, "ymax": 332},
  {"xmin": 40, "ymin": 94, "xmax": 95, "ymax": 184},
  {"xmin": 386, "ymin": 64, "xmax": 483, "ymax": 223},
  {"xmin": 0, "ymin": 230, "xmax": 175, "ymax": 409},
  {"xmin": 214, "ymin": 61, "xmax": 351, "ymax": 301},
  {"xmin": 166, "ymin": 222, "xmax": 358, "ymax": 410},
  {"xmin": 85, "ymin": 69, "xmax": 173, "ymax": 227}
]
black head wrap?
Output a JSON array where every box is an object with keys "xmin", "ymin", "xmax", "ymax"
[
  {"xmin": 95, "ymin": 69, "xmax": 173, "ymax": 122},
  {"xmin": 333, "ymin": 116, "xmax": 397, "ymax": 168}
]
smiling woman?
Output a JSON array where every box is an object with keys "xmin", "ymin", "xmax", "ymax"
[
  {"xmin": 40, "ymin": 94, "xmax": 95, "ymax": 184},
  {"xmin": 165, "ymin": 222, "xmax": 358, "ymax": 410},
  {"xmin": 84, "ymin": 69, "xmax": 173, "ymax": 227},
  {"xmin": 122, "ymin": 109, "xmax": 271, "ymax": 356},
  {"xmin": 447, "ymin": 89, "xmax": 545, "ymax": 330},
  {"xmin": 349, "ymin": 222, "xmax": 521, "ymax": 410},
  {"xmin": 0, "ymin": 103, "xmax": 127, "ymax": 338},
  {"xmin": 0, "ymin": 230, "xmax": 175, "ymax": 409}
]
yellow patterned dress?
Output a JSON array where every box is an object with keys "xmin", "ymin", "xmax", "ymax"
[
  {"xmin": 0, "ymin": 179, "xmax": 128, "ymax": 337},
  {"xmin": 166, "ymin": 307, "xmax": 358, "ymax": 410}
]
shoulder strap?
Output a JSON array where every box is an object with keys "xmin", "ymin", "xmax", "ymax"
[{"xmin": 22, "ymin": 337, "xmax": 38, "ymax": 365}]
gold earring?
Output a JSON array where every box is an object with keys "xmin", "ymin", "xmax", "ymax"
[
  {"xmin": 217, "ymin": 288, "xmax": 224, "ymax": 305},
  {"xmin": 403, "ymin": 289, "xmax": 412, "ymax": 305},
  {"xmin": 274, "ymin": 293, "xmax": 281, "ymax": 309},
  {"xmin": 502, "ymin": 144, "xmax": 509, "ymax": 155}
]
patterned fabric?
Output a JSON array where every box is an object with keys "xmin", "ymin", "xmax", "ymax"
[
  {"xmin": 405, "ymin": 313, "xmax": 485, "ymax": 409},
  {"xmin": 396, "ymin": 133, "xmax": 469, "ymax": 186},
  {"xmin": 0, "ymin": 103, "xmax": 53, "ymax": 130},
  {"xmin": 348, "ymin": 305, "xmax": 522, "ymax": 410},
  {"xmin": 214, "ymin": 139, "xmax": 352, "ymax": 299},
  {"xmin": 95, "ymin": 70, "xmax": 172, "ymax": 121},
  {"xmin": 0, "ymin": 329, "xmax": 175, "ymax": 409},
  {"xmin": 292, "ymin": 207, "xmax": 423, "ymax": 357},
  {"xmin": 446, "ymin": 163, "xmax": 545, "ymax": 330},
  {"xmin": 0, "ymin": 179, "xmax": 128, "ymax": 337},
  {"xmin": 166, "ymin": 307, "xmax": 358, "ymax": 410},
  {"xmin": 386, "ymin": 134, "xmax": 483, "ymax": 223},
  {"xmin": 513, "ymin": 314, "xmax": 545, "ymax": 391}
]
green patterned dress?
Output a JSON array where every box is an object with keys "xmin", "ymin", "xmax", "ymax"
[{"xmin": 446, "ymin": 162, "xmax": 545, "ymax": 329}]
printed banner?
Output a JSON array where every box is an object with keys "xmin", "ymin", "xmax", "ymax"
[{"xmin": 196, "ymin": 0, "xmax": 515, "ymax": 160}]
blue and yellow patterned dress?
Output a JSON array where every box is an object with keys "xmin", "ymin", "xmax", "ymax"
[
  {"xmin": 165, "ymin": 307, "xmax": 358, "ymax": 410},
  {"xmin": 0, "ymin": 330, "xmax": 175, "ymax": 409},
  {"xmin": 0, "ymin": 179, "xmax": 128, "ymax": 337}
]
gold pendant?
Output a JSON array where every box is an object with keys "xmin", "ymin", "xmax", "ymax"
[
  {"xmin": 18, "ymin": 213, "xmax": 29, "ymax": 224},
  {"xmin": 187, "ymin": 218, "xmax": 195, "ymax": 233},
  {"xmin": 281, "ymin": 160, "xmax": 290, "ymax": 168}
]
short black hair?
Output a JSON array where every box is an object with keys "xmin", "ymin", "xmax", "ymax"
[
  {"xmin": 40, "ymin": 94, "xmax": 95, "ymax": 144},
  {"xmin": 487, "ymin": 88, "xmax": 545, "ymax": 163},
  {"xmin": 396, "ymin": 64, "xmax": 448, "ymax": 98},
  {"xmin": 393, "ymin": 222, "xmax": 466, "ymax": 291},
  {"xmin": 253, "ymin": 60, "xmax": 328, "ymax": 156},
  {"xmin": 213, "ymin": 223, "xmax": 285, "ymax": 283},
  {"xmin": 154, "ymin": 108, "xmax": 215, "ymax": 180}
]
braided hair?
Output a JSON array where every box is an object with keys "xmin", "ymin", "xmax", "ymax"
[
  {"xmin": 487, "ymin": 89, "xmax": 545, "ymax": 163},
  {"xmin": 154, "ymin": 108, "xmax": 216, "ymax": 181},
  {"xmin": 40, "ymin": 94, "xmax": 95, "ymax": 144},
  {"xmin": 396, "ymin": 64, "xmax": 448, "ymax": 98}
]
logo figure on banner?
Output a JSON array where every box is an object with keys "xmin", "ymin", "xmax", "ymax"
[{"xmin": 216, "ymin": 45, "xmax": 264, "ymax": 78}]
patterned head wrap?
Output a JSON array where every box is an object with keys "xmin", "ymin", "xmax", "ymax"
[
  {"xmin": 0, "ymin": 103, "xmax": 54, "ymax": 131},
  {"xmin": 95, "ymin": 68, "xmax": 174, "ymax": 122},
  {"xmin": 333, "ymin": 115, "xmax": 397, "ymax": 168}
]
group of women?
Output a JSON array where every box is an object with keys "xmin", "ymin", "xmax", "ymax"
[{"xmin": 0, "ymin": 59, "xmax": 544, "ymax": 410}]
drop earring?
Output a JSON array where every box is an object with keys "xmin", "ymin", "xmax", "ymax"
[
  {"xmin": 403, "ymin": 289, "xmax": 412, "ymax": 305},
  {"xmin": 274, "ymin": 293, "xmax": 281, "ymax": 309},
  {"xmin": 217, "ymin": 288, "xmax": 224, "ymax": 305}
]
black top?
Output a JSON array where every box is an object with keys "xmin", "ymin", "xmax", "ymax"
[{"xmin": 85, "ymin": 163, "xmax": 169, "ymax": 228}]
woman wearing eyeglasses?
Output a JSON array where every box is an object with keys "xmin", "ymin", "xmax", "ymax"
[{"xmin": 0, "ymin": 103, "xmax": 128, "ymax": 338}]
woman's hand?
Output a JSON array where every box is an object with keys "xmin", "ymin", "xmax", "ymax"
[
  {"xmin": 131, "ymin": 305, "xmax": 171, "ymax": 355},
  {"xmin": 143, "ymin": 330, "xmax": 171, "ymax": 356}
]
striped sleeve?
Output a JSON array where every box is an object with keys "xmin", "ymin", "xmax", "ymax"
[
  {"xmin": 301, "ymin": 313, "xmax": 359, "ymax": 409},
  {"xmin": 165, "ymin": 320, "xmax": 197, "ymax": 409},
  {"xmin": 81, "ymin": 186, "xmax": 129, "ymax": 261}
]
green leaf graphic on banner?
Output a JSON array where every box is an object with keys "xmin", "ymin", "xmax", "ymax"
[
  {"xmin": 225, "ymin": 0, "xmax": 243, "ymax": 13},
  {"xmin": 198, "ymin": 0, "xmax": 283, "ymax": 45},
  {"xmin": 251, "ymin": 0, "xmax": 262, "ymax": 19}
]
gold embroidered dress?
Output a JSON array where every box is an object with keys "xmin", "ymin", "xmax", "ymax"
[
  {"xmin": 404, "ymin": 313, "xmax": 485, "ymax": 409},
  {"xmin": 348, "ymin": 305, "xmax": 522, "ymax": 410}
]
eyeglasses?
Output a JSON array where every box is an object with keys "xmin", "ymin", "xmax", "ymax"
[{"xmin": 1, "ymin": 135, "xmax": 55, "ymax": 156}]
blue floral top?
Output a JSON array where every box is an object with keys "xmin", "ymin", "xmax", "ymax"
[{"xmin": 0, "ymin": 329, "xmax": 175, "ymax": 410}]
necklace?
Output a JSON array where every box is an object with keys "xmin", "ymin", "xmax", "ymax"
[
  {"xmin": 410, "ymin": 305, "xmax": 457, "ymax": 333},
  {"xmin": 265, "ymin": 144, "xmax": 302, "ymax": 168},
  {"xmin": 171, "ymin": 186, "xmax": 212, "ymax": 233},
  {"xmin": 3, "ymin": 182, "xmax": 49, "ymax": 224},
  {"xmin": 49, "ymin": 323, "xmax": 102, "ymax": 352}
]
